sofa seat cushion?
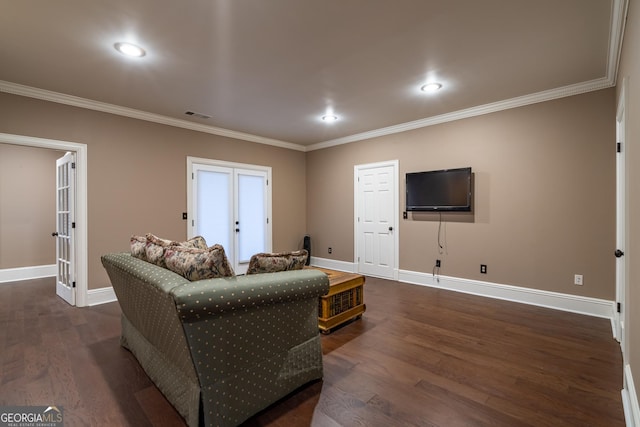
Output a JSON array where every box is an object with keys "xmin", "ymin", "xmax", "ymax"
[
  {"xmin": 246, "ymin": 250, "xmax": 308, "ymax": 275},
  {"xmin": 164, "ymin": 244, "xmax": 235, "ymax": 281}
]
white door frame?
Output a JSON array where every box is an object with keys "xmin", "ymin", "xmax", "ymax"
[
  {"xmin": 0, "ymin": 133, "xmax": 88, "ymax": 307},
  {"xmin": 354, "ymin": 160, "xmax": 399, "ymax": 280},
  {"xmin": 615, "ymin": 79, "xmax": 628, "ymax": 358}
]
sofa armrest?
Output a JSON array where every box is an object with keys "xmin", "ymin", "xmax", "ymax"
[
  {"xmin": 170, "ymin": 269, "xmax": 329, "ymax": 322},
  {"xmin": 101, "ymin": 252, "xmax": 199, "ymax": 389},
  {"xmin": 102, "ymin": 252, "xmax": 189, "ymax": 293}
]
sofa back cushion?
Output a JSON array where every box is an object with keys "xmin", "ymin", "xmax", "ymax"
[
  {"xmin": 246, "ymin": 250, "xmax": 308, "ymax": 275},
  {"xmin": 164, "ymin": 244, "xmax": 235, "ymax": 281}
]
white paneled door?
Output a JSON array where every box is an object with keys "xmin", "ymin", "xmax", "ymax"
[
  {"xmin": 55, "ymin": 152, "xmax": 76, "ymax": 306},
  {"xmin": 355, "ymin": 161, "xmax": 398, "ymax": 279},
  {"xmin": 189, "ymin": 159, "xmax": 271, "ymax": 275}
]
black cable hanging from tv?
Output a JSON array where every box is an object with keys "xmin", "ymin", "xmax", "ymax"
[{"xmin": 438, "ymin": 212, "xmax": 444, "ymax": 254}]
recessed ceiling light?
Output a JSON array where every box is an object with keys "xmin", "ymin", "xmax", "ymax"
[
  {"xmin": 114, "ymin": 42, "xmax": 146, "ymax": 58},
  {"xmin": 421, "ymin": 83, "xmax": 442, "ymax": 93},
  {"xmin": 322, "ymin": 114, "xmax": 338, "ymax": 123}
]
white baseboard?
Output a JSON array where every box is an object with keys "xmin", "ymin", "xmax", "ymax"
[
  {"xmin": 623, "ymin": 364, "xmax": 640, "ymax": 427},
  {"xmin": 0, "ymin": 264, "xmax": 56, "ymax": 283},
  {"xmin": 310, "ymin": 257, "xmax": 614, "ymax": 320},
  {"xmin": 399, "ymin": 269, "xmax": 614, "ymax": 319},
  {"xmin": 310, "ymin": 256, "xmax": 357, "ymax": 273},
  {"xmin": 87, "ymin": 286, "xmax": 117, "ymax": 306}
]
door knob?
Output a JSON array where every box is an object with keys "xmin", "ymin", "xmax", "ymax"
[
  {"xmin": 388, "ymin": 227, "xmax": 393, "ymax": 231},
  {"xmin": 235, "ymin": 228, "xmax": 240, "ymax": 233},
  {"xmin": 615, "ymin": 249, "xmax": 625, "ymax": 258},
  {"xmin": 51, "ymin": 232, "xmax": 58, "ymax": 237}
]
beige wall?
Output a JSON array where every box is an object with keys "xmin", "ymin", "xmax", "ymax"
[
  {"xmin": 308, "ymin": 89, "xmax": 615, "ymax": 300},
  {"xmin": 0, "ymin": 144, "xmax": 64, "ymax": 268},
  {"xmin": 617, "ymin": 0, "xmax": 640, "ymax": 394},
  {"xmin": 0, "ymin": 64, "xmax": 619, "ymax": 303},
  {"xmin": 0, "ymin": 92, "xmax": 308, "ymax": 289}
]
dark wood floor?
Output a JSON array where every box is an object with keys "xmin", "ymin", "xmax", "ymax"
[{"xmin": 0, "ymin": 276, "xmax": 624, "ymax": 426}]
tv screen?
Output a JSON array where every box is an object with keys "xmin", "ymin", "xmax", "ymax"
[{"xmin": 405, "ymin": 167, "xmax": 472, "ymax": 212}]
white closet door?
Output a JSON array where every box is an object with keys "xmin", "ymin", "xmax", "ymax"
[{"xmin": 355, "ymin": 161, "xmax": 398, "ymax": 279}]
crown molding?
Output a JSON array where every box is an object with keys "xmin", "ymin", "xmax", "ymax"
[
  {"xmin": 0, "ymin": 80, "xmax": 305, "ymax": 152},
  {"xmin": 1, "ymin": 75, "xmax": 616, "ymax": 154},
  {"xmin": 306, "ymin": 77, "xmax": 614, "ymax": 151},
  {"xmin": 307, "ymin": 0, "xmax": 626, "ymax": 152},
  {"xmin": 0, "ymin": 76, "xmax": 617, "ymax": 156},
  {"xmin": 608, "ymin": 0, "xmax": 629, "ymax": 86}
]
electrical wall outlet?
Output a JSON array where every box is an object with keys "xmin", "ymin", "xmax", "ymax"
[
  {"xmin": 574, "ymin": 274, "xmax": 583, "ymax": 285},
  {"xmin": 328, "ymin": 247, "xmax": 332, "ymax": 254},
  {"xmin": 480, "ymin": 264, "xmax": 487, "ymax": 274},
  {"xmin": 436, "ymin": 259, "xmax": 441, "ymax": 268}
]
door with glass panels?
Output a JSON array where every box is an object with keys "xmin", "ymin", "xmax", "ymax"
[
  {"xmin": 190, "ymin": 161, "xmax": 271, "ymax": 275},
  {"xmin": 55, "ymin": 152, "xmax": 75, "ymax": 305}
]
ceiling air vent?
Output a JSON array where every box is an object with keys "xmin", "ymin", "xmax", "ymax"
[{"xmin": 184, "ymin": 110, "xmax": 211, "ymax": 119}]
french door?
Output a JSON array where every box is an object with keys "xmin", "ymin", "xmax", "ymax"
[
  {"xmin": 188, "ymin": 158, "xmax": 272, "ymax": 275},
  {"xmin": 55, "ymin": 152, "xmax": 76, "ymax": 305}
]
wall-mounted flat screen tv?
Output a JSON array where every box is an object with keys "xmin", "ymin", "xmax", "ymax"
[{"xmin": 405, "ymin": 167, "xmax": 472, "ymax": 212}]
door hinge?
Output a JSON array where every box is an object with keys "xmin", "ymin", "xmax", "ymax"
[
  {"xmin": 617, "ymin": 302, "xmax": 621, "ymax": 313},
  {"xmin": 266, "ymin": 218, "xmax": 269, "ymax": 224},
  {"xmin": 71, "ymin": 162, "xmax": 76, "ymax": 169},
  {"xmin": 72, "ymin": 281, "xmax": 76, "ymax": 288},
  {"xmin": 266, "ymin": 179, "xmax": 269, "ymax": 185},
  {"xmin": 72, "ymin": 222, "xmax": 76, "ymax": 228},
  {"xmin": 617, "ymin": 142, "xmax": 622, "ymax": 153},
  {"xmin": 192, "ymin": 220, "xmax": 194, "ymax": 227},
  {"xmin": 192, "ymin": 172, "xmax": 194, "ymax": 179}
]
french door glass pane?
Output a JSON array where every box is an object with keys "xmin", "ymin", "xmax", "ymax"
[
  {"xmin": 197, "ymin": 170, "xmax": 231, "ymax": 250},
  {"xmin": 237, "ymin": 173, "xmax": 265, "ymax": 262}
]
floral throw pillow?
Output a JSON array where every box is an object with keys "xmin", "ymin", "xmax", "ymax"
[
  {"xmin": 144, "ymin": 234, "xmax": 172, "ymax": 267},
  {"xmin": 246, "ymin": 250, "xmax": 308, "ymax": 275},
  {"xmin": 164, "ymin": 244, "xmax": 235, "ymax": 281},
  {"xmin": 130, "ymin": 235, "xmax": 147, "ymax": 260},
  {"xmin": 185, "ymin": 235, "xmax": 208, "ymax": 250},
  {"xmin": 130, "ymin": 234, "xmax": 208, "ymax": 268}
]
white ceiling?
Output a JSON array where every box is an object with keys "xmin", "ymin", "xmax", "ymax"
[{"xmin": 0, "ymin": 0, "xmax": 626, "ymax": 150}]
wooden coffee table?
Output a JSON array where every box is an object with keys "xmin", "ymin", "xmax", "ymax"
[{"xmin": 309, "ymin": 267, "xmax": 366, "ymax": 333}]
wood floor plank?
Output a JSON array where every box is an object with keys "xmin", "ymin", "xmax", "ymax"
[
  {"xmin": 0, "ymin": 275, "xmax": 624, "ymax": 426},
  {"xmin": 135, "ymin": 386, "xmax": 185, "ymax": 427}
]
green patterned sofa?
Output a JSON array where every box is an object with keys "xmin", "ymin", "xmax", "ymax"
[{"xmin": 101, "ymin": 252, "xmax": 329, "ymax": 427}]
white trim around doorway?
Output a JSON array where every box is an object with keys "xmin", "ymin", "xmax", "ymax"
[{"xmin": 0, "ymin": 133, "xmax": 88, "ymax": 307}]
